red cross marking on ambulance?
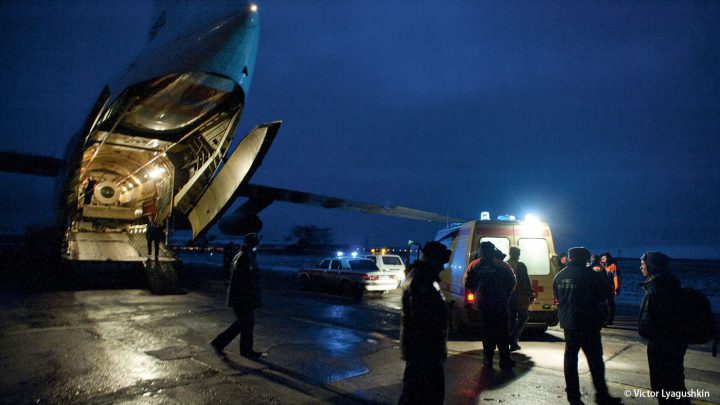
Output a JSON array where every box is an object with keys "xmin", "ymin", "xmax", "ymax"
[{"xmin": 532, "ymin": 279, "xmax": 544, "ymax": 297}]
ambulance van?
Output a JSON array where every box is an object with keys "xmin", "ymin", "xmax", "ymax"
[{"xmin": 436, "ymin": 216, "xmax": 560, "ymax": 334}]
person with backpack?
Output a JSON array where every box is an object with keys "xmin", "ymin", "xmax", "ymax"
[{"xmin": 638, "ymin": 252, "xmax": 690, "ymax": 404}]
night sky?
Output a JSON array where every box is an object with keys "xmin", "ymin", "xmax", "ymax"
[{"xmin": 1, "ymin": 1, "xmax": 719, "ymax": 258}]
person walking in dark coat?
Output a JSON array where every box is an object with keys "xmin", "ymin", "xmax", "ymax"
[
  {"xmin": 211, "ymin": 233, "xmax": 265, "ymax": 359},
  {"xmin": 553, "ymin": 247, "xmax": 621, "ymax": 405},
  {"xmin": 398, "ymin": 241, "xmax": 451, "ymax": 405},
  {"xmin": 465, "ymin": 241, "xmax": 516, "ymax": 369},
  {"xmin": 638, "ymin": 252, "xmax": 689, "ymax": 404},
  {"xmin": 146, "ymin": 220, "xmax": 165, "ymax": 261},
  {"xmin": 83, "ymin": 176, "xmax": 96, "ymax": 205},
  {"xmin": 507, "ymin": 246, "xmax": 534, "ymax": 351}
]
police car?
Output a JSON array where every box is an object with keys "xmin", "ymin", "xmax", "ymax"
[{"xmin": 298, "ymin": 253, "xmax": 398, "ymax": 299}]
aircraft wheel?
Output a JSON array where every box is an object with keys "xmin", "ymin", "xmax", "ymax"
[{"xmin": 145, "ymin": 260, "xmax": 184, "ymax": 295}]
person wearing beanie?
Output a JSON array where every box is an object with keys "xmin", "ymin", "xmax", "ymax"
[
  {"xmin": 553, "ymin": 247, "xmax": 621, "ymax": 405},
  {"xmin": 638, "ymin": 251, "xmax": 689, "ymax": 404},
  {"xmin": 464, "ymin": 241, "xmax": 517, "ymax": 369},
  {"xmin": 600, "ymin": 252, "xmax": 622, "ymax": 325},
  {"xmin": 211, "ymin": 233, "xmax": 265, "ymax": 360},
  {"xmin": 507, "ymin": 247, "xmax": 534, "ymax": 351},
  {"xmin": 399, "ymin": 241, "xmax": 451, "ymax": 404}
]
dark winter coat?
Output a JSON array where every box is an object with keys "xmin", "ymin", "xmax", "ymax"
[
  {"xmin": 400, "ymin": 261, "xmax": 448, "ymax": 363},
  {"xmin": 638, "ymin": 271, "xmax": 684, "ymax": 342},
  {"xmin": 226, "ymin": 246, "xmax": 261, "ymax": 310},
  {"xmin": 553, "ymin": 263, "xmax": 612, "ymax": 330},
  {"xmin": 508, "ymin": 259, "xmax": 534, "ymax": 309},
  {"xmin": 464, "ymin": 258, "xmax": 516, "ymax": 312},
  {"xmin": 146, "ymin": 223, "xmax": 165, "ymax": 242}
]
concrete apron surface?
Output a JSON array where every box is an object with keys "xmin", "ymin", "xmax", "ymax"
[{"xmin": 1, "ymin": 288, "xmax": 719, "ymax": 405}]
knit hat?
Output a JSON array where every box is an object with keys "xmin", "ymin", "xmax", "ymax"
[
  {"xmin": 568, "ymin": 247, "xmax": 590, "ymax": 264},
  {"xmin": 421, "ymin": 241, "xmax": 451, "ymax": 264},
  {"xmin": 641, "ymin": 251, "xmax": 669, "ymax": 274},
  {"xmin": 480, "ymin": 241, "xmax": 495, "ymax": 258}
]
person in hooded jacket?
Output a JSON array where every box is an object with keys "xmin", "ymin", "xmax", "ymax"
[
  {"xmin": 211, "ymin": 233, "xmax": 264, "ymax": 359},
  {"xmin": 507, "ymin": 246, "xmax": 534, "ymax": 352},
  {"xmin": 465, "ymin": 241, "xmax": 516, "ymax": 369},
  {"xmin": 553, "ymin": 247, "xmax": 621, "ymax": 405},
  {"xmin": 398, "ymin": 241, "xmax": 451, "ymax": 405},
  {"xmin": 638, "ymin": 252, "xmax": 689, "ymax": 404}
]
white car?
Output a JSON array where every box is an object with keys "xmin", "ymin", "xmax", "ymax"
[
  {"xmin": 365, "ymin": 254, "xmax": 405, "ymax": 287},
  {"xmin": 298, "ymin": 257, "xmax": 398, "ymax": 299}
]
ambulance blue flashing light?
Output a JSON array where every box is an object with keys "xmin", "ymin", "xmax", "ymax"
[
  {"xmin": 497, "ymin": 214, "xmax": 516, "ymax": 221},
  {"xmin": 480, "ymin": 211, "xmax": 491, "ymax": 221}
]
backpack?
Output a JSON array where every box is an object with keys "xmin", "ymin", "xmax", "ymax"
[{"xmin": 678, "ymin": 288, "xmax": 715, "ymax": 344}]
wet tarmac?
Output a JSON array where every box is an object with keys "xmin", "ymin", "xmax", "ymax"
[{"xmin": 1, "ymin": 256, "xmax": 719, "ymax": 404}]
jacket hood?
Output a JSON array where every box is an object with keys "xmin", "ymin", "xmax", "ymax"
[{"xmin": 641, "ymin": 270, "xmax": 680, "ymax": 291}]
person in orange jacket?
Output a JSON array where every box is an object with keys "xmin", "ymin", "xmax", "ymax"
[{"xmin": 600, "ymin": 252, "xmax": 621, "ymax": 325}]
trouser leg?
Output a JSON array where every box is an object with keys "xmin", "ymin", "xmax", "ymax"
[
  {"xmin": 607, "ymin": 294, "xmax": 615, "ymax": 324},
  {"xmin": 153, "ymin": 239, "xmax": 160, "ymax": 260},
  {"xmin": 238, "ymin": 308, "xmax": 255, "ymax": 354},
  {"xmin": 648, "ymin": 342, "xmax": 689, "ymax": 404},
  {"xmin": 581, "ymin": 329, "xmax": 609, "ymax": 399},
  {"xmin": 495, "ymin": 309, "xmax": 511, "ymax": 364},
  {"xmin": 514, "ymin": 307, "xmax": 529, "ymax": 342},
  {"xmin": 211, "ymin": 315, "xmax": 243, "ymax": 350},
  {"xmin": 398, "ymin": 360, "xmax": 444, "ymax": 405},
  {"xmin": 147, "ymin": 240, "xmax": 152, "ymax": 257},
  {"xmin": 508, "ymin": 306, "xmax": 518, "ymax": 343},
  {"xmin": 482, "ymin": 311, "xmax": 497, "ymax": 361},
  {"xmin": 563, "ymin": 329, "xmax": 582, "ymax": 401}
]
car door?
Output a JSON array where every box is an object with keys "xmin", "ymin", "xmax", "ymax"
[{"xmin": 328, "ymin": 259, "xmax": 343, "ymax": 289}]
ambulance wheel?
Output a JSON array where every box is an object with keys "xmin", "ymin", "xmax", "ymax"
[
  {"xmin": 299, "ymin": 274, "xmax": 311, "ymax": 290},
  {"xmin": 145, "ymin": 260, "xmax": 184, "ymax": 295}
]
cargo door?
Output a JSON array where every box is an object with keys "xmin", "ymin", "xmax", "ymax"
[{"xmin": 185, "ymin": 121, "xmax": 281, "ymax": 238}]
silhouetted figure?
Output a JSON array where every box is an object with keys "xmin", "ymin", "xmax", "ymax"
[
  {"xmin": 146, "ymin": 221, "xmax": 165, "ymax": 261},
  {"xmin": 591, "ymin": 254, "xmax": 611, "ymax": 325},
  {"xmin": 399, "ymin": 241, "xmax": 451, "ymax": 405},
  {"xmin": 601, "ymin": 252, "xmax": 621, "ymax": 325},
  {"xmin": 465, "ymin": 241, "xmax": 516, "ymax": 369},
  {"xmin": 223, "ymin": 241, "xmax": 239, "ymax": 277},
  {"xmin": 83, "ymin": 176, "xmax": 96, "ymax": 205},
  {"xmin": 507, "ymin": 247, "xmax": 534, "ymax": 351},
  {"xmin": 211, "ymin": 233, "xmax": 264, "ymax": 359},
  {"xmin": 553, "ymin": 247, "xmax": 621, "ymax": 405},
  {"xmin": 638, "ymin": 252, "xmax": 690, "ymax": 404}
]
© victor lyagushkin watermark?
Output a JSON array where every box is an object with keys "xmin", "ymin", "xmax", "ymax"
[{"xmin": 624, "ymin": 389, "xmax": 710, "ymax": 401}]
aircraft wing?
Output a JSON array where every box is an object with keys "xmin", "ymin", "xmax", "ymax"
[
  {"xmin": 0, "ymin": 151, "xmax": 62, "ymax": 177},
  {"xmin": 218, "ymin": 183, "xmax": 467, "ymax": 234}
]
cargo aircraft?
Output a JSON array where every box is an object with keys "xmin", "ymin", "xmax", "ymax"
[{"xmin": 0, "ymin": 2, "xmax": 464, "ymax": 293}]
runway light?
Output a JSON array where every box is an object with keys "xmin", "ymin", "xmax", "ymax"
[
  {"xmin": 250, "ymin": 4, "xmax": 258, "ymax": 12},
  {"xmin": 351, "ymin": 252, "xmax": 358, "ymax": 258},
  {"xmin": 337, "ymin": 251, "xmax": 344, "ymax": 257}
]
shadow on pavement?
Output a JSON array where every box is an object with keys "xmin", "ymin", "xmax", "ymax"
[{"xmin": 446, "ymin": 350, "xmax": 535, "ymax": 404}]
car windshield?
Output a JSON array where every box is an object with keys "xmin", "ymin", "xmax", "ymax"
[
  {"xmin": 382, "ymin": 256, "xmax": 403, "ymax": 265},
  {"xmin": 348, "ymin": 260, "xmax": 378, "ymax": 270}
]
